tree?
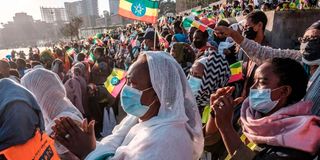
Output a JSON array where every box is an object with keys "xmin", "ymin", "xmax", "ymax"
[
  {"xmin": 60, "ymin": 23, "xmax": 74, "ymax": 40},
  {"xmin": 60, "ymin": 17, "xmax": 83, "ymax": 40},
  {"xmin": 159, "ymin": 0, "xmax": 176, "ymax": 16}
]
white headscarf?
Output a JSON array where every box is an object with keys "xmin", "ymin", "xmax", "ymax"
[
  {"xmin": 144, "ymin": 51, "xmax": 204, "ymax": 158},
  {"xmin": 86, "ymin": 51, "xmax": 204, "ymax": 160},
  {"xmin": 21, "ymin": 68, "xmax": 83, "ymax": 154}
]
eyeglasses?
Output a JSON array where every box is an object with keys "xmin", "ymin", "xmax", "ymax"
[{"xmin": 298, "ymin": 36, "xmax": 320, "ymax": 43}]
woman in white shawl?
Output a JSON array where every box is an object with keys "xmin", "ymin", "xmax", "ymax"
[
  {"xmin": 21, "ymin": 68, "xmax": 83, "ymax": 160},
  {"xmin": 52, "ymin": 51, "xmax": 204, "ymax": 160}
]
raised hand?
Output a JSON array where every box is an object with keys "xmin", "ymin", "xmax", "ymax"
[
  {"xmin": 210, "ymin": 86, "xmax": 244, "ymax": 130},
  {"xmin": 52, "ymin": 117, "xmax": 96, "ymax": 159}
]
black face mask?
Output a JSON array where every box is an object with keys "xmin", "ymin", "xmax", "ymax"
[
  {"xmin": 243, "ymin": 27, "xmax": 257, "ymax": 40},
  {"xmin": 301, "ymin": 38, "xmax": 320, "ymax": 63},
  {"xmin": 193, "ymin": 40, "xmax": 205, "ymax": 49},
  {"xmin": 214, "ymin": 37, "xmax": 226, "ymax": 44}
]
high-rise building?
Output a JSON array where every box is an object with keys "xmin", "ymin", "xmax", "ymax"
[
  {"xmin": 64, "ymin": 0, "xmax": 98, "ymax": 27},
  {"xmin": 82, "ymin": 0, "xmax": 99, "ymax": 16},
  {"xmin": 108, "ymin": 0, "xmax": 119, "ymax": 15},
  {"xmin": 81, "ymin": 0, "xmax": 99, "ymax": 27},
  {"xmin": 40, "ymin": 7, "xmax": 68, "ymax": 23},
  {"xmin": 64, "ymin": 1, "xmax": 83, "ymax": 21}
]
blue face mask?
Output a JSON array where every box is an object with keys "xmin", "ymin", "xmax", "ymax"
[
  {"xmin": 120, "ymin": 85, "xmax": 154, "ymax": 117},
  {"xmin": 143, "ymin": 45, "xmax": 149, "ymax": 51},
  {"xmin": 249, "ymin": 88, "xmax": 279, "ymax": 114},
  {"xmin": 188, "ymin": 76, "xmax": 202, "ymax": 95}
]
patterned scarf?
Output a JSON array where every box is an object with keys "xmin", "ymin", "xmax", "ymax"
[{"xmin": 195, "ymin": 51, "xmax": 230, "ymax": 108}]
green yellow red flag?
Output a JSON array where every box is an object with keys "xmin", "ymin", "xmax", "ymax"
[{"xmin": 118, "ymin": 0, "xmax": 159, "ymax": 24}]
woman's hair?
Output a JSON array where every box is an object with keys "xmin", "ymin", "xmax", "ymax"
[
  {"xmin": 195, "ymin": 29, "xmax": 209, "ymax": 40},
  {"xmin": 269, "ymin": 58, "xmax": 308, "ymax": 105},
  {"xmin": 32, "ymin": 54, "xmax": 41, "ymax": 61},
  {"xmin": 77, "ymin": 53, "xmax": 86, "ymax": 62},
  {"xmin": 165, "ymin": 34, "xmax": 173, "ymax": 45},
  {"xmin": 31, "ymin": 61, "xmax": 42, "ymax": 68},
  {"xmin": 216, "ymin": 20, "xmax": 230, "ymax": 27},
  {"xmin": 246, "ymin": 11, "xmax": 268, "ymax": 31},
  {"xmin": 16, "ymin": 58, "xmax": 26, "ymax": 68},
  {"xmin": 9, "ymin": 69, "xmax": 20, "ymax": 78},
  {"xmin": 54, "ymin": 48, "xmax": 63, "ymax": 57},
  {"xmin": 94, "ymin": 47, "xmax": 105, "ymax": 56},
  {"xmin": 173, "ymin": 20, "xmax": 182, "ymax": 32}
]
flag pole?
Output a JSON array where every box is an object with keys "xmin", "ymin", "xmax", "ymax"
[
  {"xmin": 153, "ymin": 1, "xmax": 160, "ymax": 51},
  {"xmin": 154, "ymin": 25, "xmax": 157, "ymax": 50}
]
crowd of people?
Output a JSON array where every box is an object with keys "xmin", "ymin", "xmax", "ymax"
[{"xmin": 1, "ymin": 1, "xmax": 320, "ymax": 159}]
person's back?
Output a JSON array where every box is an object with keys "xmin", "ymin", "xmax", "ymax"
[{"xmin": 0, "ymin": 78, "xmax": 59, "ymax": 160}]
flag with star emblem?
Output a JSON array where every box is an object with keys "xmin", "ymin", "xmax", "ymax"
[
  {"xmin": 104, "ymin": 68, "xmax": 127, "ymax": 98},
  {"xmin": 118, "ymin": 0, "xmax": 159, "ymax": 24}
]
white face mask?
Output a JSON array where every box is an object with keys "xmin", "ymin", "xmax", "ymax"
[
  {"xmin": 188, "ymin": 76, "xmax": 202, "ymax": 95},
  {"xmin": 249, "ymin": 88, "xmax": 279, "ymax": 114}
]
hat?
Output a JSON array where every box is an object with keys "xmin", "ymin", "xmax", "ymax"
[{"xmin": 143, "ymin": 31, "xmax": 156, "ymax": 40}]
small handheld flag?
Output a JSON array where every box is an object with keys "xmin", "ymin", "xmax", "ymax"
[
  {"xmin": 182, "ymin": 16, "xmax": 208, "ymax": 32},
  {"xmin": 104, "ymin": 68, "xmax": 127, "ymax": 98},
  {"xmin": 66, "ymin": 48, "xmax": 76, "ymax": 57},
  {"xmin": 228, "ymin": 61, "xmax": 243, "ymax": 83},
  {"xmin": 93, "ymin": 38, "xmax": 104, "ymax": 46}
]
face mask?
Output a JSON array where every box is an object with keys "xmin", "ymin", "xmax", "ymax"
[
  {"xmin": 243, "ymin": 27, "xmax": 257, "ymax": 40},
  {"xmin": 188, "ymin": 76, "xmax": 202, "ymax": 95},
  {"xmin": 215, "ymin": 37, "xmax": 226, "ymax": 44},
  {"xmin": 249, "ymin": 88, "xmax": 279, "ymax": 114},
  {"xmin": 193, "ymin": 40, "xmax": 205, "ymax": 49},
  {"xmin": 120, "ymin": 85, "xmax": 154, "ymax": 117},
  {"xmin": 143, "ymin": 45, "xmax": 149, "ymax": 51},
  {"xmin": 300, "ymin": 38, "xmax": 320, "ymax": 65}
]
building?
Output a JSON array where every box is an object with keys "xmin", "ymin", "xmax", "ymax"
[
  {"xmin": 40, "ymin": 7, "xmax": 68, "ymax": 24},
  {"xmin": 64, "ymin": 0, "xmax": 99, "ymax": 27},
  {"xmin": 95, "ymin": 17, "xmax": 106, "ymax": 27},
  {"xmin": 64, "ymin": 1, "xmax": 83, "ymax": 21},
  {"xmin": 95, "ymin": 10, "xmax": 111, "ymax": 27},
  {"xmin": 108, "ymin": 0, "xmax": 119, "ymax": 15},
  {"xmin": 0, "ymin": 12, "xmax": 62, "ymax": 48},
  {"xmin": 13, "ymin": 13, "xmax": 33, "ymax": 24},
  {"xmin": 81, "ymin": 0, "xmax": 99, "ymax": 27},
  {"xmin": 82, "ymin": 0, "xmax": 99, "ymax": 16}
]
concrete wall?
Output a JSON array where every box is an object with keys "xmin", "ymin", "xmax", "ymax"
[
  {"xmin": 228, "ymin": 9, "xmax": 320, "ymax": 49},
  {"xmin": 267, "ymin": 10, "xmax": 320, "ymax": 49}
]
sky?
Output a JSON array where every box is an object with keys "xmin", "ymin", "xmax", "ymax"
[{"xmin": 0, "ymin": 0, "xmax": 109, "ymax": 24}]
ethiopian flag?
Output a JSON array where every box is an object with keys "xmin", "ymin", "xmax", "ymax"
[
  {"xmin": 66, "ymin": 48, "xmax": 76, "ymax": 56},
  {"xmin": 228, "ymin": 61, "xmax": 243, "ymax": 83},
  {"xmin": 104, "ymin": 68, "xmax": 127, "ymax": 98},
  {"xmin": 118, "ymin": 0, "xmax": 159, "ymax": 24},
  {"xmin": 182, "ymin": 16, "xmax": 207, "ymax": 32}
]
